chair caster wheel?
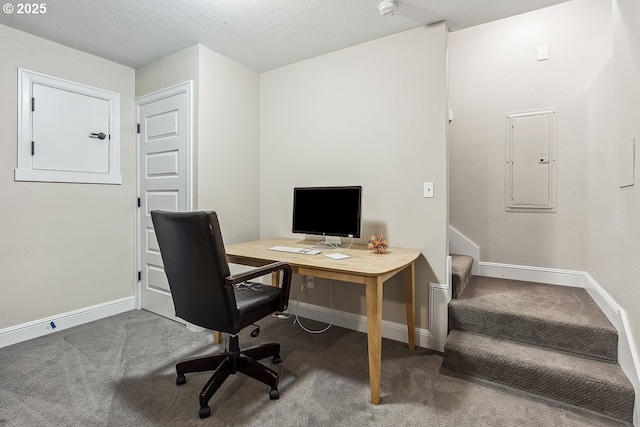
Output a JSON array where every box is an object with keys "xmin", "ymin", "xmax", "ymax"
[
  {"xmin": 269, "ymin": 388, "xmax": 280, "ymax": 400},
  {"xmin": 273, "ymin": 355, "xmax": 282, "ymax": 364},
  {"xmin": 176, "ymin": 374, "xmax": 186, "ymax": 385},
  {"xmin": 199, "ymin": 406, "xmax": 211, "ymax": 418}
]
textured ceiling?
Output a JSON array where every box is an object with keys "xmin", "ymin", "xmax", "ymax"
[{"xmin": 0, "ymin": 0, "xmax": 569, "ymax": 72}]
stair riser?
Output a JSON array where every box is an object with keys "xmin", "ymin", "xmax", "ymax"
[
  {"xmin": 450, "ymin": 254, "xmax": 473, "ymax": 299},
  {"xmin": 443, "ymin": 347, "xmax": 634, "ymax": 423},
  {"xmin": 449, "ymin": 308, "xmax": 618, "ymax": 362}
]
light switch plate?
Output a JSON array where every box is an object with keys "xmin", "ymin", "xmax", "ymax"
[{"xmin": 537, "ymin": 45, "xmax": 549, "ymax": 61}]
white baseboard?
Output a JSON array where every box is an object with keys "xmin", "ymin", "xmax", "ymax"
[
  {"xmin": 430, "ymin": 280, "xmax": 450, "ymax": 353},
  {"xmin": 287, "ymin": 301, "xmax": 438, "ymax": 350},
  {"xmin": 583, "ymin": 273, "xmax": 640, "ymax": 427},
  {"xmin": 479, "ymin": 261, "xmax": 640, "ymax": 426},
  {"xmin": 479, "ymin": 261, "xmax": 585, "ymax": 287},
  {"xmin": 583, "ymin": 273, "xmax": 620, "ymax": 324},
  {"xmin": 0, "ymin": 296, "xmax": 136, "ymax": 349}
]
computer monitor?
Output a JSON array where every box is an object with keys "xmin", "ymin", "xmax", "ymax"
[{"xmin": 292, "ymin": 186, "xmax": 362, "ymax": 245}]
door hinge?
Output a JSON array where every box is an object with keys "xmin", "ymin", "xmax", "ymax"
[
  {"xmin": 137, "ymin": 123, "xmax": 140, "ymax": 134},
  {"xmin": 31, "ymin": 97, "xmax": 35, "ymax": 112},
  {"xmin": 138, "ymin": 271, "xmax": 142, "ymax": 281},
  {"xmin": 31, "ymin": 141, "xmax": 35, "ymax": 156},
  {"xmin": 137, "ymin": 197, "xmax": 141, "ymax": 208}
]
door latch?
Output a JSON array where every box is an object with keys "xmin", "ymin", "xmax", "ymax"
[{"xmin": 90, "ymin": 132, "xmax": 107, "ymax": 140}]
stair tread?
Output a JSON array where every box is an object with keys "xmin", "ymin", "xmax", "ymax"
[
  {"xmin": 445, "ymin": 330, "xmax": 631, "ymax": 388},
  {"xmin": 452, "ymin": 276, "xmax": 616, "ymax": 332}
]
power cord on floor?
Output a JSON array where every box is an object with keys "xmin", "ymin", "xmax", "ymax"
[{"xmin": 293, "ymin": 279, "xmax": 334, "ymax": 334}]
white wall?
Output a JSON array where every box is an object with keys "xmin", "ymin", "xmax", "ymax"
[
  {"xmin": 135, "ymin": 45, "xmax": 199, "ymax": 98},
  {"xmin": 585, "ymin": 0, "xmax": 640, "ymax": 371},
  {"xmin": 197, "ymin": 45, "xmax": 261, "ymax": 244},
  {"xmin": 0, "ymin": 24, "xmax": 135, "ymax": 328},
  {"xmin": 448, "ymin": 0, "xmax": 612, "ymax": 269},
  {"xmin": 260, "ymin": 25, "xmax": 448, "ymax": 327}
]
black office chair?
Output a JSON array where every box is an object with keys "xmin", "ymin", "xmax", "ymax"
[{"xmin": 151, "ymin": 210, "xmax": 292, "ymax": 419}]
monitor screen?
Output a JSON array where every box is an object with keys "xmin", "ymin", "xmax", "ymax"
[{"xmin": 292, "ymin": 186, "xmax": 362, "ymax": 238}]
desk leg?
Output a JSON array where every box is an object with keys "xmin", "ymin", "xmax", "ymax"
[
  {"xmin": 271, "ymin": 271, "xmax": 281, "ymax": 287},
  {"xmin": 403, "ymin": 262, "xmax": 416, "ymax": 351},
  {"xmin": 365, "ymin": 276, "xmax": 383, "ymax": 405}
]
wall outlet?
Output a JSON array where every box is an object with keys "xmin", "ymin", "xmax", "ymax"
[
  {"xmin": 424, "ymin": 182, "xmax": 434, "ymax": 198},
  {"xmin": 305, "ymin": 275, "xmax": 315, "ymax": 288}
]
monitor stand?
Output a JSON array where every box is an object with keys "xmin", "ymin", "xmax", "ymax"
[{"xmin": 317, "ymin": 236, "xmax": 341, "ymax": 249}]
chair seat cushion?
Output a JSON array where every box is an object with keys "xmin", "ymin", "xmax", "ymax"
[{"xmin": 234, "ymin": 282, "xmax": 283, "ymax": 328}]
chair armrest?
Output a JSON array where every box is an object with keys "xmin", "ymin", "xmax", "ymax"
[
  {"xmin": 225, "ymin": 262, "xmax": 293, "ymax": 311},
  {"xmin": 225, "ymin": 261, "xmax": 291, "ymax": 285}
]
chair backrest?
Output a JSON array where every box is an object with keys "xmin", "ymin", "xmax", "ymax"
[{"xmin": 151, "ymin": 210, "xmax": 239, "ymax": 332}]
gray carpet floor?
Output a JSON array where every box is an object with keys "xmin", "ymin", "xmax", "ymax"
[{"xmin": 0, "ymin": 309, "xmax": 629, "ymax": 426}]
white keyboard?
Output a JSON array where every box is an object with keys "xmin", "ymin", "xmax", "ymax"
[{"xmin": 269, "ymin": 245, "xmax": 321, "ymax": 255}]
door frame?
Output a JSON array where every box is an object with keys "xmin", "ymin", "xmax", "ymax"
[{"xmin": 134, "ymin": 81, "xmax": 194, "ymax": 310}]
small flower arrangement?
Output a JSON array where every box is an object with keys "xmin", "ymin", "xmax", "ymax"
[{"xmin": 367, "ymin": 234, "xmax": 388, "ymax": 254}]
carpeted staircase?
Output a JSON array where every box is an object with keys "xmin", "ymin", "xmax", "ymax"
[{"xmin": 443, "ymin": 255, "xmax": 635, "ymax": 424}]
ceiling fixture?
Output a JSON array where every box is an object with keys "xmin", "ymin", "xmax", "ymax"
[{"xmin": 378, "ymin": 0, "xmax": 399, "ymax": 16}]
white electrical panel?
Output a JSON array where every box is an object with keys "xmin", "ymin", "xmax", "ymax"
[{"xmin": 505, "ymin": 108, "xmax": 557, "ymax": 212}]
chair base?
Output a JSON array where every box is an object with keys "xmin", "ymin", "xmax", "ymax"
[{"xmin": 175, "ymin": 335, "xmax": 281, "ymax": 418}]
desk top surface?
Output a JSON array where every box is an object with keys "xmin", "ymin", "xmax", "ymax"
[{"xmin": 226, "ymin": 238, "xmax": 420, "ymax": 277}]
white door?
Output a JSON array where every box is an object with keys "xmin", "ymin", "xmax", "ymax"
[
  {"xmin": 32, "ymin": 83, "xmax": 110, "ymax": 173},
  {"xmin": 136, "ymin": 82, "xmax": 192, "ymax": 321}
]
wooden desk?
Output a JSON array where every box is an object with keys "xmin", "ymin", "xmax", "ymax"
[{"xmin": 225, "ymin": 238, "xmax": 421, "ymax": 405}]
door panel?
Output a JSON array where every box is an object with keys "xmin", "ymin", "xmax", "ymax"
[
  {"xmin": 147, "ymin": 264, "xmax": 171, "ymax": 293},
  {"xmin": 146, "ymin": 227, "xmax": 160, "ymax": 254},
  {"xmin": 146, "ymin": 190, "xmax": 180, "ymax": 213},
  {"xmin": 146, "ymin": 110, "xmax": 179, "ymax": 140},
  {"xmin": 146, "ymin": 151, "xmax": 179, "ymax": 177}
]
